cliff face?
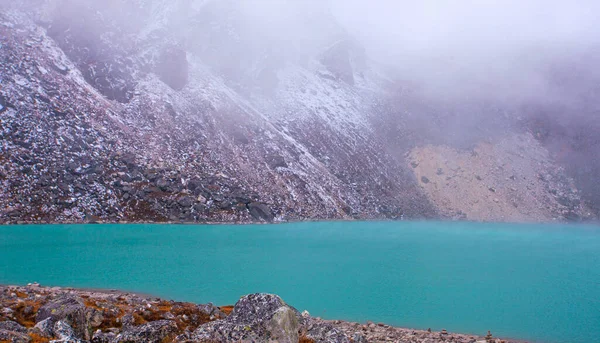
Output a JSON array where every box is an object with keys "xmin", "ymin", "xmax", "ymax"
[{"xmin": 0, "ymin": 1, "xmax": 596, "ymax": 224}]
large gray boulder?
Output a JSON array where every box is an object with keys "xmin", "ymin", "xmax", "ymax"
[
  {"xmin": 112, "ymin": 320, "xmax": 178, "ymax": 343},
  {"xmin": 36, "ymin": 294, "xmax": 102, "ymax": 340},
  {"xmin": 192, "ymin": 293, "xmax": 300, "ymax": 343}
]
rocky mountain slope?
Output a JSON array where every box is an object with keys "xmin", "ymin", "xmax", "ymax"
[
  {"xmin": 0, "ymin": 0, "xmax": 596, "ymax": 224},
  {"xmin": 0, "ymin": 284, "xmax": 517, "ymax": 343}
]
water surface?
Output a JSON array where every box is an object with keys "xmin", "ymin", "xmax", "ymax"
[{"xmin": 1, "ymin": 221, "xmax": 599, "ymax": 343}]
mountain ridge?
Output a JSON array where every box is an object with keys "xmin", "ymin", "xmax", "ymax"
[{"xmin": 0, "ymin": 1, "xmax": 596, "ymax": 224}]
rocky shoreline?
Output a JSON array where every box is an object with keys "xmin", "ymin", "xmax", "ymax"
[{"xmin": 0, "ymin": 284, "xmax": 520, "ymax": 343}]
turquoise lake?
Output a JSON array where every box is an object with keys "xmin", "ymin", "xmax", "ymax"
[{"xmin": 1, "ymin": 221, "xmax": 599, "ymax": 343}]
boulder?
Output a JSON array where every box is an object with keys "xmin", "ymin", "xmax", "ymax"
[
  {"xmin": 155, "ymin": 45, "xmax": 189, "ymax": 91},
  {"xmin": 319, "ymin": 40, "xmax": 365, "ymax": 86},
  {"xmin": 247, "ymin": 202, "xmax": 274, "ymax": 222},
  {"xmin": 30, "ymin": 318, "xmax": 54, "ymax": 337},
  {"xmin": 177, "ymin": 196, "xmax": 194, "ymax": 208},
  {"xmin": 352, "ymin": 333, "xmax": 368, "ymax": 343},
  {"xmin": 304, "ymin": 320, "xmax": 350, "ymax": 343},
  {"xmin": 266, "ymin": 155, "xmax": 287, "ymax": 169},
  {"xmin": 192, "ymin": 293, "xmax": 300, "ymax": 343},
  {"xmin": 112, "ymin": 320, "xmax": 178, "ymax": 343},
  {"xmin": 0, "ymin": 329, "xmax": 31, "ymax": 343},
  {"xmin": 197, "ymin": 303, "xmax": 227, "ymax": 320},
  {"xmin": 51, "ymin": 320, "xmax": 83, "ymax": 343},
  {"xmin": 0, "ymin": 320, "xmax": 27, "ymax": 333},
  {"xmin": 91, "ymin": 329, "xmax": 116, "ymax": 343},
  {"xmin": 156, "ymin": 178, "xmax": 171, "ymax": 191},
  {"xmin": 0, "ymin": 94, "xmax": 9, "ymax": 113},
  {"xmin": 36, "ymin": 294, "xmax": 100, "ymax": 340}
]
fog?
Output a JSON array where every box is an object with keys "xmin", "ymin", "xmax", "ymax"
[
  {"xmin": 4, "ymin": 0, "xmax": 600, "ymax": 215},
  {"xmin": 331, "ymin": 0, "xmax": 600, "ymax": 103}
]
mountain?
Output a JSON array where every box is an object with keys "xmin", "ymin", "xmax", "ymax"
[{"xmin": 0, "ymin": 0, "xmax": 597, "ymax": 224}]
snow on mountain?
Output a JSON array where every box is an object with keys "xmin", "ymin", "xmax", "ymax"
[{"xmin": 0, "ymin": 0, "xmax": 592, "ymax": 223}]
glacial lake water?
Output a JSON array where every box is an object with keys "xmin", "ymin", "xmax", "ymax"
[{"xmin": 1, "ymin": 221, "xmax": 599, "ymax": 343}]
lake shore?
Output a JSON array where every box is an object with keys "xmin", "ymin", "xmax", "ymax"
[{"xmin": 0, "ymin": 284, "xmax": 521, "ymax": 343}]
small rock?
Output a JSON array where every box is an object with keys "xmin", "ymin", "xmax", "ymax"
[
  {"xmin": 352, "ymin": 332, "xmax": 368, "ymax": 343},
  {"xmin": 91, "ymin": 329, "xmax": 116, "ymax": 343},
  {"xmin": 0, "ymin": 320, "xmax": 27, "ymax": 333},
  {"xmin": 305, "ymin": 321, "xmax": 350, "ymax": 343},
  {"xmin": 115, "ymin": 320, "xmax": 178, "ymax": 343},
  {"xmin": 0, "ymin": 329, "xmax": 30, "ymax": 343}
]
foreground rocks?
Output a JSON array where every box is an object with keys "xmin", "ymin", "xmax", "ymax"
[{"xmin": 0, "ymin": 285, "xmax": 520, "ymax": 343}]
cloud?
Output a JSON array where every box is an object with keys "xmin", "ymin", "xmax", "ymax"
[{"xmin": 329, "ymin": 0, "xmax": 600, "ymax": 102}]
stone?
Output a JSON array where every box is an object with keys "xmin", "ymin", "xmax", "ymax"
[
  {"xmin": 421, "ymin": 176, "xmax": 430, "ymax": 184},
  {"xmin": 155, "ymin": 45, "xmax": 188, "ymax": 91},
  {"xmin": 352, "ymin": 332, "xmax": 368, "ymax": 343},
  {"xmin": 192, "ymin": 293, "xmax": 300, "ymax": 343},
  {"xmin": 0, "ymin": 320, "xmax": 27, "ymax": 333},
  {"xmin": 197, "ymin": 303, "xmax": 226, "ymax": 320},
  {"xmin": 31, "ymin": 318, "xmax": 54, "ymax": 337},
  {"xmin": 266, "ymin": 155, "xmax": 287, "ymax": 168},
  {"xmin": 113, "ymin": 320, "xmax": 178, "ymax": 343},
  {"xmin": 564, "ymin": 212, "xmax": 582, "ymax": 222},
  {"xmin": 52, "ymin": 320, "xmax": 82, "ymax": 343},
  {"xmin": 120, "ymin": 314, "xmax": 134, "ymax": 329},
  {"xmin": 177, "ymin": 196, "xmax": 194, "ymax": 207},
  {"xmin": 36, "ymin": 294, "xmax": 98, "ymax": 340},
  {"xmin": 320, "ymin": 40, "xmax": 361, "ymax": 85},
  {"xmin": 92, "ymin": 330, "xmax": 116, "ymax": 343},
  {"xmin": 0, "ymin": 94, "xmax": 8, "ymax": 113},
  {"xmin": 247, "ymin": 202, "xmax": 274, "ymax": 222},
  {"xmin": 305, "ymin": 320, "xmax": 350, "ymax": 343},
  {"xmin": 0, "ymin": 329, "xmax": 30, "ymax": 343},
  {"xmin": 156, "ymin": 178, "xmax": 171, "ymax": 191}
]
